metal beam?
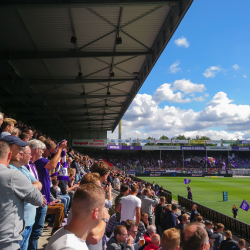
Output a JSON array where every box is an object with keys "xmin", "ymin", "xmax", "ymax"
[
  {"xmin": 0, "ymin": 78, "xmax": 138, "ymax": 87},
  {"xmin": 31, "ymin": 118, "xmax": 114, "ymax": 125},
  {"xmin": 0, "ymin": 51, "xmax": 151, "ymax": 60},
  {"xmin": 1, "ymin": 1, "xmax": 179, "ymax": 8},
  {"xmin": 111, "ymin": 0, "xmax": 193, "ymax": 131},
  {"xmin": 0, "ymin": 94, "xmax": 129, "ymax": 103},
  {"xmin": 7, "ymin": 104, "xmax": 123, "ymax": 113},
  {"xmin": 22, "ymin": 112, "xmax": 120, "ymax": 120}
]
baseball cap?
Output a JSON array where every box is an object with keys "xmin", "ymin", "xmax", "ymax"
[{"xmin": 2, "ymin": 135, "xmax": 28, "ymax": 147}]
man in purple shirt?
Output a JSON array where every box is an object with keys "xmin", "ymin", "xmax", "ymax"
[{"xmin": 27, "ymin": 139, "xmax": 67, "ymax": 250}]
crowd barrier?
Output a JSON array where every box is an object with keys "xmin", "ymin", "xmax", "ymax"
[
  {"xmin": 178, "ymin": 195, "xmax": 250, "ymax": 241},
  {"xmin": 129, "ymin": 175, "xmax": 172, "ymax": 204},
  {"xmin": 136, "ymin": 173, "xmax": 232, "ymax": 177}
]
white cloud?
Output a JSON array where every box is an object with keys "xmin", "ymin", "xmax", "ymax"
[
  {"xmin": 169, "ymin": 61, "xmax": 181, "ymax": 73},
  {"xmin": 243, "ymin": 74, "xmax": 247, "ymax": 78},
  {"xmin": 204, "ymin": 93, "xmax": 209, "ymax": 97},
  {"xmin": 193, "ymin": 96, "xmax": 205, "ymax": 102},
  {"xmin": 108, "ymin": 91, "xmax": 250, "ymax": 140},
  {"xmin": 203, "ymin": 66, "xmax": 222, "ymax": 78},
  {"xmin": 174, "ymin": 36, "xmax": 189, "ymax": 48},
  {"xmin": 153, "ymin": 83, "xmax": 191, "ymax": 103},
  {"xmin": 232, "ymin": 64, "xmax": 239, "ymax": 70},
  {"xmin": 172, "ymin": 78, "xmax": 206, "ymax": 94}
]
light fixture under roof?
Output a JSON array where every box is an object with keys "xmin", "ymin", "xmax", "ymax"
[
  {"xmin": 116, "ymin": 37, "xmax": 122, "ymax": 45},
  {"xmin": 110, "ymin": 71, "xmax": 115, "ymax": 77},
  {"xmin": 71, "ymin": 36, "xmax": 77, "ymax": 44}
]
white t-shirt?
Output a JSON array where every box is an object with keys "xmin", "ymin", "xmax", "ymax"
[
  {"xmin": 45, "ymin": 227, "xmax": 88, "ymax": 250},
  {"xmin": 120, "ymin": 195, "xmax": 141, "ymax": 222}
]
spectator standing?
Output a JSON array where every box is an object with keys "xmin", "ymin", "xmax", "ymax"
[
  {"xmin": 141, "ymin": 188, "xmax": 159, "ymax": 225},
  {"xmin": 28, "ymin": 139, "xmax": 67, "ymax": 250},
  {"xmin": 116, "ymin": 185, "xmax": 141, "ymax": 226},
  {"xmin": 219, "ymin": 230, "xmax": 237, "ymax": 250},
  {"xmin": 46, "ymin": 183, "xmax": 105, "ymax": 250},
  {"xmin": 0, "ymin": 139, "xmax": 43, "ymax": 250},
  {"xmin": 165, "ymin": 204, "xmax": 178, "ymax": 230},
  {"xmin": 7, "ymin": 142, "xmax": 43, "ymax": 250},
  {"xmin": 0, "ymin": 118, "xmax": 17, "ymax": 139},
  {"xmin": 155, "ymin": 196, "xmax": 166, "ymax": 234},
  {"xmin": 190, "ymin": 204, "xmax": 198, "ymax": 222},
  {"xmin": 0, "ymin": 112, "xmax": 4, "ymax": 132},
  {"xmin": 115, "ymin": 184, "xmax": 130, "ymax": 225},
  {"xmin": 114, "ymin": 174, "xmax": 121, "ymax": 191},
  {"xmin": 176, "ymin": 214, "xmax": 189, "ymax": 233},
  {"xmin": 231, "ymin": 239, "xmax": 245, "ymax": 250},
  {"xmin": 161, "ymin": 228, "xmax": 180, "ymax": 250},
  {"xmin": 213, "ymin": 223, "xmax": 224, "ymax": 250}
]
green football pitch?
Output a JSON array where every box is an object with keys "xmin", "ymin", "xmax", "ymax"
[{"xmin": 141, "ymin": 177, "xmax": 250, "ymax": 225}]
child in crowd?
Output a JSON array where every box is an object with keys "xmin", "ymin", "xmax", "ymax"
[{"xmin": 232, "ymin": 205, "xmax": 238, "ymax": 219}]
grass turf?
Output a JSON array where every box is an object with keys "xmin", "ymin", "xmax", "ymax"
[{"xmin": 141, "ymin": 177, "xmax": 250, "ymax": 225}]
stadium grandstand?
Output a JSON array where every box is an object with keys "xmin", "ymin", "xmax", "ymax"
[{"xmin": 1, "ymin": 1, "xmax": 250, "ymax": 250}]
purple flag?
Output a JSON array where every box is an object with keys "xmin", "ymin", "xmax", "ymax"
[
  {"xmin": 240, "ymin": 200, "xmax": 250, "ymax": 211},
  {"xmin": 184, "ymin": 179, "xmax": 191, "ymax": 185},
  {"xmin": 156, "ymin": 190, "xmax": 160, "ymax": 195}
]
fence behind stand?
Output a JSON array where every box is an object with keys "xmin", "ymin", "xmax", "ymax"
[
  {"xmin": 129, "ymin": 175, "xmax": 172, "ymax": 204},
  {"xmin": 178, "ymin": 195, "xmax": 250, "ymax": 241}
]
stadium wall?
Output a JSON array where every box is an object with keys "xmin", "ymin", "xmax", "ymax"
[{"xmin": 136, "ymin": 173, "xmax": 232, "ymax": 177}]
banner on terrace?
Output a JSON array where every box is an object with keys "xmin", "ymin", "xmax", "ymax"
[
  {"xmin": 107, "ymin": 145, "xmax": 142, "ymax": 150},
  {"xmin": 181, "ymin": 146, "xmax": 206, "ymax": 150},
  {"xmin": 72, "ymin": 139, "xmax": 107, "ymax": 147},
  {"xmin": 155, "ymin": 140, "xmax": 172, "ymax": 144},
  {"xmin": 205, "ymin": 140, "xmax": 222, "ymax": 144},
  {"xmin": 231, "ymin": 146, "xmax": 250, "ymax": 151},
  {"xmin": 206, "ymin": 146, "xmax": 230, "ymax": 151},
  {"xmin": 138, "ymin": 139, "xmax": 155, "ymax": 143},
  {"xmin": 239, "ymin": 140, "xmax": 250, "ymax": 144},
  {"xmin": 190, "ymin": 140, "xmax": 205, "ymax": 144},
  {"xmin": 142, "ymin": 146, "xmax": 180, "ymax": 150},
  {"xmin": 172, "ymin": 140, "xmax": 189, "ymax": 144}
]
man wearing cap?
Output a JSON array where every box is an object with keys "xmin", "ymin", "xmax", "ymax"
[
  {"xmin": 0, "ymin": 137, "xmax": 44, "ymax": 250},
  {"xmin": 5, "ymin": 136, "xmax": 45, "ymax": 250}
]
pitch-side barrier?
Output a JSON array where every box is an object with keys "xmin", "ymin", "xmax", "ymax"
[{"xmin": 178, "ymin": 195, "xmax": 250, "ymax": 241}]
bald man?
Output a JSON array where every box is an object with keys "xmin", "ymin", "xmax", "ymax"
[
  {"xmin": 46, "ymin": 183, "xmax": 106, "ymax": 250},
  {"xmin": 180, "ymin": 223, "xmax": 210, "ymax": 250},
  {"xmin": 144, "ymin": 234, "xmax": 161, "ymax": 250}
]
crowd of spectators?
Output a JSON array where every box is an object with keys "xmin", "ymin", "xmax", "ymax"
[{"xmin": 0, "ymin": 111, "xmax": 248, "ymax": 250}]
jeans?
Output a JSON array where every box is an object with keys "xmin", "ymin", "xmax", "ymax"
[
  {"xmin": 28, "ymin": 205, "xmax": 48, "ymax": 250},
  {"xmin": 74, "ymin": 174, "xmax": 81, "ymax": 184},
  {"xmin": 59, "ymin": 194, "xmax": 70, "ymax": 214},
  {"xmin": 19, "ymin": 226, "xmax": 33, "ymax": 250}
]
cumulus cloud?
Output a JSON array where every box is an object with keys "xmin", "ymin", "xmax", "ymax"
[
  {"xmin": 243, "ymin": 74, "xmax": 247, "ymax": 78},
  {"xmin": 203, "ymin": 66, "xmax": 222, "ymax": 78},
  {"xmin": 172, "ymin": 79, "xmax": 206, "ymax": 94},
  {"xmin": 169, "ymin": 61, "xmax": 181, "ymax": 73},
  {"xmin": 153, "ymin": 83, "xmax": 191, "ymax": 103},
  {"xmin": 232, "ymin": 64, "xmax": 239, "ymax": 70},
  {"xmin": 174, "ymin": 36, "xmax": 189, "ymax": 48},
  {"xmin": 193, "ymin": 96, "xmax": 205, "ymax": 102},
  {"xmin": 108, "ymin": 91, "xmax": 250, "ymax": 140}
]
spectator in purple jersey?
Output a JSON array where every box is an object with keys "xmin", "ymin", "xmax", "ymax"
[{"xmin": 27, "ymin": 139, "xmax": 67, "ymax": 250}]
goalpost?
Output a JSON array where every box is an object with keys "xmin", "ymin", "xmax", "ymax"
[{"xmin": 232, "ymin": 169, "xmax": 250, "ymax": 177}]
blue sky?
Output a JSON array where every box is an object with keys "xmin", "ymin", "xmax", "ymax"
[{"xmin": 108, "ymin": 0, "xmax": 250, "ymax": 140}]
